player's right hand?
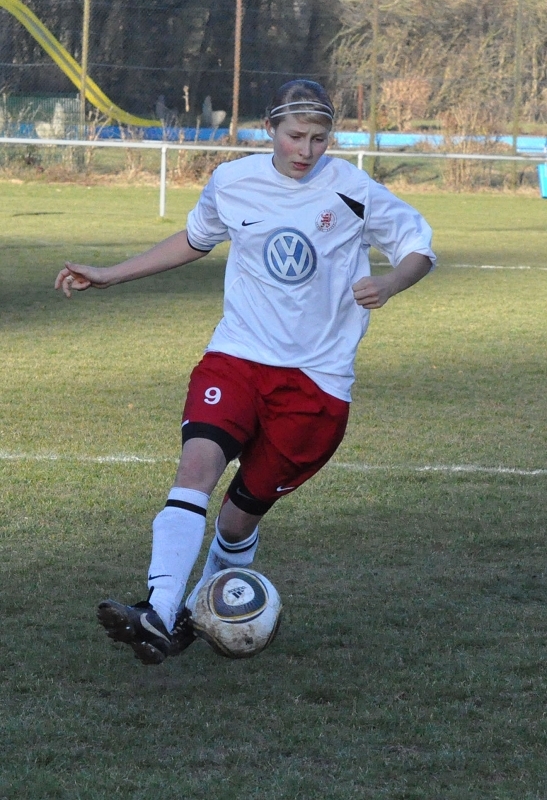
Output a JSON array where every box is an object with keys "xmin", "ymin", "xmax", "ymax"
[{"xmin": 54, "ymin": 262, "xmax": 110, "ymax": 298}]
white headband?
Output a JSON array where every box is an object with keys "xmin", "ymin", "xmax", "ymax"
[{"xmin": 269, "ymin": 100, "xmax": 334, "ymax": 120}]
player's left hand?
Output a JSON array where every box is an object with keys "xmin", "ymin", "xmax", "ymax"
[{"xmin": 352, "ymin": 274, "xmax": 395, "ymax": 309}]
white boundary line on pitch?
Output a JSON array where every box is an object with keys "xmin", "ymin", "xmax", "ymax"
[
  {"xmin": 449, "ymin": 264, "xmax": 547, "ymax": 271},
  {"xmin": 330, "ymin": 462, "xmax": 547, "ymax": 476},
  {"xmin": 1, "ymin": 452, "xmax": 546, "ymax": 476},
  {"xmin": 371, "ymin": 260, "xmax": 547, "ymax": 271},
  {"xmin": 0, "ymin": 452, "xmax": 168, "ymax": 464}
]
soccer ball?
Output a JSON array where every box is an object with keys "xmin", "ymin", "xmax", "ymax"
[{"xmin": 186, "ymin": 568, "xmax": 282, "ymax": 659}]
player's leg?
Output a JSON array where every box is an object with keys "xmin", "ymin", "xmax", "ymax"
[
  {"xmin": 162, "ymin": 354, "xmax": 261, "ymax": 616},
  {"xmin": 145, "ymin": 438, "xmax": 227, "ymax": 630},
  {"xmin": 186, "ymin": 366, "xmax": 349, "ymax": 609},
  {"xmin": 98, "ymin": 353, "xmax": 258, "ymax": 663},
  {"xmin": 97, "ymin": 437, "xmax": 230, "ymax": 664},
  {"xmin": 185, "ymin": 492, "xmax": 264, "ymax": 608}
]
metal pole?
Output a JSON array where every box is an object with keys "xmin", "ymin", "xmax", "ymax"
[
  {"xmin": 367, "ymin": 0, "xmax": 379, "ymax": 176},
  {"xmin": 159, "ymin": 145, "xmax": 167, "ymax": 217},
  {"xmin": 511, "ymin": 0, "xmax": 523, "ymax": 188},
  {"xmin": 80, "ymin": 0, "xmax": 91, "ymax": 138},
  {"xmin": 357, "ymin": 84, "xmax": 363, "ymax": 131},
  {"xmin": 230, "ymin": 0, "xmax": 243, "ymax": 145}
]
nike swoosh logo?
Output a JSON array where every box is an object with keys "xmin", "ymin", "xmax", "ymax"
[
  {"xmin": 236, "ymin": 487, "xmax": 253, "ymax": 500},
  {"xmin": 140, "ymin": 613, "xmax": 170, "ymax": 642},
  {"xmin": 276, "ymin": 485, "xmax": 296, "ymax": 492},
  {"xmin": 242, "ymin": 220, "xmax": 263, "ymax": 226},
  {"xmin": 148, "ymin": 574, "xmax": 171, "ymax": 581}
]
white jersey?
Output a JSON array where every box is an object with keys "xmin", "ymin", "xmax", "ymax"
[{"xmin": 186, "ymin": 153, "xmax": 435, "ymax": 401}]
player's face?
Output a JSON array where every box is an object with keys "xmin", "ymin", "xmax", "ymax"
[{"xmin": 266, "ymin": 117, "xmax": 330, "ymax": 180}]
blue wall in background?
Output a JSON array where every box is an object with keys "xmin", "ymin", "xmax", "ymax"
[
  {"xmin": 5, "ymin": 123, "xmax": 547, "ymax": 155},
  {"xmin": 98, "ymin": 126, "xmax": 546, "ymax": 154}
]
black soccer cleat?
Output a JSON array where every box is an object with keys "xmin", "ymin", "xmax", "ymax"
[
  {"xmin": 170, "ymin": 605, "xmax": 197, "ymax": 656},
  {"xmin": 97, "ymin": 598, "xmax": 173, "ymax": 665}
]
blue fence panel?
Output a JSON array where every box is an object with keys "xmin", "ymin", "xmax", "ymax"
[
  {"xmin": 537, "ymin": 164, "xmax": 547, "ymax": 198},
  {"xmin": 5, "ymin": 124, "xmax": 547, "ymax": 157}
]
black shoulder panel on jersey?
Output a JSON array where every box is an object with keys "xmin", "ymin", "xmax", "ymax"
[{"xmin": 337, "ymin": 193, "xmax": 365, "ymax": 220}]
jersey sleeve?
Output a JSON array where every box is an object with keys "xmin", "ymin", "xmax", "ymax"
[
  {"xmin": 186, "ymin": 170, "xmax": 231, "ymax": 251},
  {"xmin": 363, "ymin": 179, "xmax": 436, "ymax": 269}
]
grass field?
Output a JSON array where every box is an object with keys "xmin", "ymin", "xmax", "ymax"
[{"xmin": 1, "ymin": 180, "xmax": 547, "ymax": 799}]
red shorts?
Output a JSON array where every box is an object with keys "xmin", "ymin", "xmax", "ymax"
[{"xmin": 182, "ymin": 352, "xmax": 349, "ymax": 505}]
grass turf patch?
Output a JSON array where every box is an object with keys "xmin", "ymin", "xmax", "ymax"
[{"xmin": 1, "ymin": 182, "xmax": 547, "ymax": 799}]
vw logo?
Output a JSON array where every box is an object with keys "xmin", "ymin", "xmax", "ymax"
[{"xmin": 263, "ymin": 228, "xmax": 317, "ymax": 285}]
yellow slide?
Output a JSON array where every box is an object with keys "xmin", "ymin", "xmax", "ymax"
[{"xmin": 1, "ymin": 0, "xmax": 161, "ymax": 127}]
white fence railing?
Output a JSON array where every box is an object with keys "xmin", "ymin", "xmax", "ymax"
[{"xmin": 1, "ymin": 136, "xmax": 546, "ymax": 217}]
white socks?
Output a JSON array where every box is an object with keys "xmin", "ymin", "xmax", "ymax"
[
  {"xmin": 185, "ymin": 518, "xmax": 259, "ymax": 609},
  {"xmin": 147, "ymin": 487, "xmax": 209, "ymax": 631}
]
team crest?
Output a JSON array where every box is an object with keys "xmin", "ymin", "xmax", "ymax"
[
  {"xmin": 263, "ymin": 228, "xmax": 317, "ymax": 285},
  {"xmin": 315, "ymin": 210, "xmax": 337, "ymax": 232}
]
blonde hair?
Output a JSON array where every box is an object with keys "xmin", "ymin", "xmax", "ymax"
[{"xmin": 266, "ymin": 80, "xmax": 334, "ymax": 128}]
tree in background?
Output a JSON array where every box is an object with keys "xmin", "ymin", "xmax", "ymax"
[
  {"xmin": 380, "ymin": 76, "xmax": 430, "ymax": 130},
  {"xmin": 1, "ymin": 0, "xmax": 547, "ymax": 130},
  {"xmin": 331, "ymin": 0, "xmax": 547, "ymax": 130},
  {"xmin": 0, "ymin": 0, "xmax": 342, "ymax": 122}
]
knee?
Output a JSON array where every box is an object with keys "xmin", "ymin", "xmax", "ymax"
[
  {"xmin": 226, "ymin": 468, "xmax": 273, "ymax": 516},
  {"xmin": 174, "ymin": 438, "xmax": 227, "ymax": 493}
]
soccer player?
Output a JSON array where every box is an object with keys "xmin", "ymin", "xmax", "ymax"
[{"xmin": 55, "ymin": 80, "xmax": 436, "ymax": 665}]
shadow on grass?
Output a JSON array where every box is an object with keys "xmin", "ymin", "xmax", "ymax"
[
  {"xmin": 2, "ymin": 464, "xmax": 547, "ymax": 798},
  {"xmin": 0, "ymin": 257, "xmax": 227, "ymax": 325}
]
